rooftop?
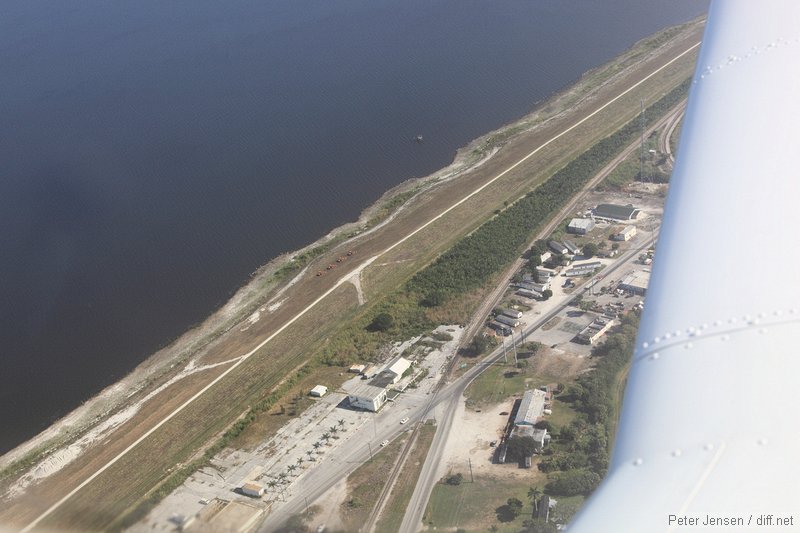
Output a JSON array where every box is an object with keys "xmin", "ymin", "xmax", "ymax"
[
  {"xmin": 348, "ymin": 382, "xmax": 386, "ymax": 399},
  {"xmin": 594, "ymin": 203, "xmax": 640, "ymax": 220},
  {"xmin": 514, "ymin": 389, "xmax": 547, "ymax": 426}
]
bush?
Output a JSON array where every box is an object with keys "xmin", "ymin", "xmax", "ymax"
[
  {"xmin": 446, "ymin": 473, "xmax": 464, "ymax": 485},
  {"xmin": 544, "ymin": 469, "xmax": 602, "ymax": 496},
  {"xmin": 367, "ymin": 312, "xmax": 394, "ymax": 332}
]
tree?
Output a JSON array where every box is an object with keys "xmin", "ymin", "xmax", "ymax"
[
  {"xmin": 496, "ymin": 497, "xmax": 524, "ymax": 522},
  {"xmin": 582, "ymin": 242, "xmax": 598, "ymax": 258},
  {"xmin": 367, "ymin": 312, "xmax": 394, "ymax": 332},
  {"xmin": 541, "ymin": 289, "xmax": 553, "ymax": 300},
  {"xmin": 528, "ymin": 486, "xmax": 542, "ymax": 514},
  {"xmin": 505, "ymin": 435, "xmax": 537, "ymax": 462},
  {"xmin": 507, "ymin": 497, "xmax": 523, "ymax": 515},
  {"xmin": 517, "ymin": 359, "xmax": 529, "ymax": 371},
  {"xmin": 464, "ymin": 335, "xmax": 492, "ymax": 357},
  {"xmin": 337, "ymin": 418, "xmax": 346, "ymax": 428},
  {"xmin": 446, "ymin": 473, "xmax": 464, "ymax": 485},
  {"xmin": 544, "ymin": 469, "xmax": 602, "ymax": 496},
  {"xmin": 421, "ymin": 290, "xmax": 447, "ymax": 307}
]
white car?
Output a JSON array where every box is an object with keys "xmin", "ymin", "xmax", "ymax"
[
  {"xmin": 400, "ymin": 417, "xmax": 409, "ymax": 424},
  {"xmin": 380, "ymin": 440, "xmax": 389, "ymax": 447}
]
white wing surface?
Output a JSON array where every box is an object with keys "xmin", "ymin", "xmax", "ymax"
[{"xmin": 569, "ymin": 1, "xmax": 800, "ymax": 531}]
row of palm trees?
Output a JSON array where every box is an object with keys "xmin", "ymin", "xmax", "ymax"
[{"xmin": 262, "ymin": 418, "xmax": 348, "ymax": 500}]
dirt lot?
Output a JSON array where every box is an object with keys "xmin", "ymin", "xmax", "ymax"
[{"xmin": 0, "ymin": 19, "xmax": 703, "ymax": 531}]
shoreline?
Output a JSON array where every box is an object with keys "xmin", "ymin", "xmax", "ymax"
[{"xmin": 0, "ymin": 16, "xmax": 704, "ymax": 477}]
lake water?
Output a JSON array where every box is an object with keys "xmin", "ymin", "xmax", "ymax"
[{"xmin": 0, "ymin": 0, "xmax": 707, "ymax": 454}]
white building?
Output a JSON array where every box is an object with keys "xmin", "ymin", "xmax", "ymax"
[
  {"xmin": 348, "ymin": 383, "xmax": 387, "ymax": 412},
  {"xmin": 514, "ymin": 389, "xmax": 547, "ymax": 426},
  {"xmin": 568, "ymin": 218, "xmax": 595, "ymax": 234},
  {"xmin": 612, "ymin": 225, "xmax": 637, "ymax": 241},
  {"xmin": 349, "ymin": 364, "xmax": 366, "ymax": 374},
  {"xmin": 618, "ymin": 270, "xmax": 651, "ymax": 296},
  {"xmin": 241, "ymin": 483, "xmax": 264, "ymax": 498},
  {"xmin": 384, "ymin": 357, "xmax": 412, "ymax": 384},
  {"xmin": 310, "ymin": 385, "xmax": 328, "ymax": 397}
]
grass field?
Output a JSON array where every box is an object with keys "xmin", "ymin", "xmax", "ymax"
[
  {"xmin": 374, "ymin": 423, "xmax": 438, "ymax": 532},
  {"xmin": 424, "ymin": 474, "xmax": 542, "ymax": 532},
  {"xmin": 337, "ymin": 434, "xmax": 408, "ymax": 532}
]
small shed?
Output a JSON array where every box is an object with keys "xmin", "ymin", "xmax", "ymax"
[
  {"xmin": 241, "ymin": 483, "xmax": 264, "ymax": 498},
  {"xmin": 349, "ymin": 364, "xmax": 366, "ymax": 374},
  {"xmin": 310, "ymin": 385, "xmax": 328, "ymax": 397}
]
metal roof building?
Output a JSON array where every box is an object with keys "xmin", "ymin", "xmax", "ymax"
[
  {"xmin": 347, "ymin": 383, "xmax": 387, "ymax": 412},
  {"xmin": 568, "ymin": 218, "xmax": 596, "ymax": 234},
  {"xmin": 514, "ymin": 389, "xmax": 547, "ymax": 426},
  {"xmin": 618, "ymin": 270, "xmax": 651, "ymax": 296},
  {"xmin": 594, "ymin": 203, "xmax": 640, "ymax": 221},
  {"xmin": 383, "ymin": 357, "xmax": 411, "ymax": 384}
]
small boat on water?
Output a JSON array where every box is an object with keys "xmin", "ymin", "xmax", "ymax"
[{"xmin": 415, "ymin": 135, "xmax": 423, "ymax": 143}]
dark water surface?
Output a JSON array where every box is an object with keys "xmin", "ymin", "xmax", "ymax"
[{"xmin": 0, "ymin": 0, "xmax": 707, "ymax": 453}]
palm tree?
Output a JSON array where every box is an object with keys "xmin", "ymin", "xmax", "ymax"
[
  {"xmin": 266, "ymin": 479, "xmax": 278, "ymax": 492},
  {"xmin": 528, "ymin": 486, "xmax": 542, "ymax": 514},
  {"xmin": 337, "ymin": 418, "xmax": 346, "ymax": 429},
  {"xmin": 322, "ymin": 432, "xmax": 330, "ymax": 441},
  {"xmin": 278, "ymin": 472, "xmax": 288, "ymax": 484},
  {"xmin": 306, "ymin": 449, "xmax": 315, "ymax": 459},
  {"xmin": 313, "ymin": 441, "xmax": 322, "ymax": 450},
  {"xmin": 329, "ymin": 425, "xmax": 338, "ymax": 434},
  {"xmin": 296, "ymin": 457, "xmax": 305, "ymax": 468},
  {"xmin": 287, "ymin": 464, "xmax": 297, "ymax": 475}
]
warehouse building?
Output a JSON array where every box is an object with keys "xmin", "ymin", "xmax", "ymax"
[
  {"xmin": 347, "ymin": 383, "xmax": 387, "ymax": 412},
  {"xmin": 565, "ymin": 261, "xmax": 602, "ymax": 277},
  {"xmin": 618, "ymin": 270, "xmax": 651, "ymax": 296},
  {"xmin": 612, "ymin": 225, "xmax": 637, "ymax": 241},
  {"xmin": 594, "ymin": 203, "xmax": 640, "ymax": 221},
  {"xmin": 567, "ymin": 218, "xmax": 595, "ymax": 235},
  {"xmin": 577, "ymin": 317, "xmax": 615, "ymax": 344},
  {"xmin": 382, "ymin": 357, "xmax": 412, "ymax": 384},
  {"xmin": 514, "ymin": 389, "xmax": 547, "ymax": 426}
]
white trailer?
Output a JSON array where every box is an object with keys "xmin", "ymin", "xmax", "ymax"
[
  {"xmin": 500, "ymin": 308, "xmax": 523, "ymax": 319},
  {"xmin": 495, "ymin": 314, "xmax": 520, "ymax": 328}
]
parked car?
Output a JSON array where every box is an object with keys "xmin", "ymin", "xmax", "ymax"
[
  {"xmin": 381, "ymin": 440, "xmax": 389, "ymax": 447},
  {"xmin": 400, "ymin": 417, "xmax": 409, "ymax": 424}
]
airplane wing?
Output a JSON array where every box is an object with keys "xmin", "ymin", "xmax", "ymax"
[{"xmin": 569, "ymin": 1, "xmax": 800, "ymax": 531}]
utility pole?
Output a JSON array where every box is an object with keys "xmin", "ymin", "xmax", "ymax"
[
  {"xmin": 468, "ymin": 458, "xmax": 474, "ymax": 483},
  {"xmin": 367, "ymin": 441, "xmax": 373, "ymax": 461},
  {"xmin": 501, "ymin": 335, "xmax": 508, "ymax": 364}
]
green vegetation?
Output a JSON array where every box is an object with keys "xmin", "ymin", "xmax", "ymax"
[
  {"xmin": 374, "ymin": 423, "xmax": 437, "ymax": 532},
  {"xmin": 407, "ymin": 79, "xmax": 690, "ymax": 307},
  {"xmin": 365, "ymin": 186, "xmax": 425, "ymax": 229},
  {"xmin": 538, "ymin": 313, "xmax": 640, "ymax": 494}
]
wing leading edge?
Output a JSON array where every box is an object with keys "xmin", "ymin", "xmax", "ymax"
[{"xmin": 569, "ymin": 1, "xmax": 800, "ymax": 531}]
